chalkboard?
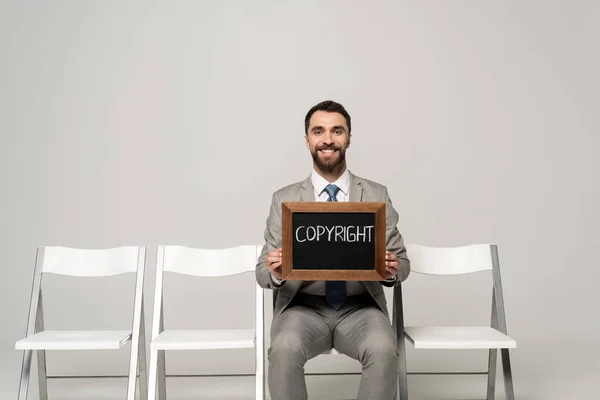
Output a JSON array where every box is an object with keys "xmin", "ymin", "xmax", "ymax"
[{"xmin": 281, "ymin": 202, "xmax": 386, "ymax": 281}]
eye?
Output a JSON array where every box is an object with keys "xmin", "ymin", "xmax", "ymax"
[{"xmin": 335, "ymin": 130, "xmax": 343, "ymax": 135}]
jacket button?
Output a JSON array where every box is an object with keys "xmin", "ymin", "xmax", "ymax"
[{"xmin": 266, "ymin": 283, "xmax": 271, "ymax": 288}]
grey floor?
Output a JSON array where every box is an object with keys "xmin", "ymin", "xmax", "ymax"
[
  {"xmin": 4, "ymin": 346, "xmax": 599, "ymax": 400},
  {"xmin": 3, "ymin": 374, "xmax": 508, "ymax": 400}
]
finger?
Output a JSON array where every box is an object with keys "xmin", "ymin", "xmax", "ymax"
[
  {"xmin": 270, "ymin": 261, "xmax": 282, "ymax": 270},
  {"xmin": 267, "ymin": 261, "xmax": 282, "ymax": 272}
]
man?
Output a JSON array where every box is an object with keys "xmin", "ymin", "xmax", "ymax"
[{"xmin": 256, "ymin": 100, "xmax": 410, "ymax": 400}]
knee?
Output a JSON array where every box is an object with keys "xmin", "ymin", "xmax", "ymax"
[
  {"xmin": 361, "ymin": 340, "xmax": 398, "ymax": 366},
  {"xmin": 268, "ymin": 333, "xmax": 307, "ymax": 365}
]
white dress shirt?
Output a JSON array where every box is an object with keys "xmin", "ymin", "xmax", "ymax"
[{"xmin": 310, "ymin": 168, "xmax": 350, "ymax": 202}]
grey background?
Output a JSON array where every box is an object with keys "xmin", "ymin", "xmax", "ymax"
[{"xmin": 1, "ymin": 1, "xmax": 598, "ymax": 399}]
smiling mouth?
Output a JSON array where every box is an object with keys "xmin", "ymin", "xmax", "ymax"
[{"xmin": 319, "ymin": 149, "xmax": 337, "ymax": 157}]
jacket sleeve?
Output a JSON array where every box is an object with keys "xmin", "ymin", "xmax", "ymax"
[
  {"xmin": 256, "ymin": 191, "xmax": 285, "ymax": 289},
  {"xmin": 382, "ymin": 187, "xmax": 410, "ymax": 286}
]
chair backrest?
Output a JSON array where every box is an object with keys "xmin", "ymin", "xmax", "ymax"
[
  {"xmin": 23, "ymin": 246, "xmax": 147, "ymax": 339},
  {"xmin": 151, "ymin": 245, "xmax": 264, "ymax": 340},
  {"xmin": 405, "ymin": 244, "xmax": 494, "ymax": 275},
  {"xmin": 41, "ymin": 246, "xmax": 142, "ymax": 277},
  {"xmin": 159, "ymin": 245, "xmax": 261, "ymax": 277}
]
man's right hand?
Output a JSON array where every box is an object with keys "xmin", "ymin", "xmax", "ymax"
[{"xmin": 266, "ymin": 247, "xmax": 283, "ymax": 280}]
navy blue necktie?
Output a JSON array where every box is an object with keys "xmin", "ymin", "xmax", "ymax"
[{"xmin": 324, "ymin": 184, "xmax": 346, "ymax": 309}]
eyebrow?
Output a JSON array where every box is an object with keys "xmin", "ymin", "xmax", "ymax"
[{"xmin": 311, "ymin": 125, "xmax": 346, "ymax": 132}]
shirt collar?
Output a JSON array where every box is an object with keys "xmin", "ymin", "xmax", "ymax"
[{"xmin": 311, "ymin": 168, "xmax": 350, "ymax": 196}]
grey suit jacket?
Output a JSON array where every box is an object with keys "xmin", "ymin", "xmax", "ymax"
[{"xmin": 256, "ymin": 171, "xmax": 410, "ymax": 319}]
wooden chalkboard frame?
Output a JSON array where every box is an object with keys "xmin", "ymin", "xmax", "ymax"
[{"xmin": 281, "ymin": 201, "xmax": 386, "ymax": 281}]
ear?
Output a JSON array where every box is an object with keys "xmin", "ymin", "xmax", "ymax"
[
  {"xmin": 347, "ymin": 134, "xmax": 351, "ymax": 148},
  {"xmin": 305, "ymin": 135, "xmax": 310, "ymax": 149}
]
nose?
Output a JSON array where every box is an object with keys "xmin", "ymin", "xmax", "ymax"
[{"xmin": 322, "ymin": 132, "xmax": 334, "ymax": 145}]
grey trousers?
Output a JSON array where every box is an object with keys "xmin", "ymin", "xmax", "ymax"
[{"xmin": 268, "ymin": 293, "xmax": 398, "ymax": 400}]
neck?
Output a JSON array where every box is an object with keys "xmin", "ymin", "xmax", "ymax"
[{"xmin": 313, "ymin": 162, "xmax": 347, "ymax": 183}]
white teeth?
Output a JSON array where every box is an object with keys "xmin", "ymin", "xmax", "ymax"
[{"xmin": 321, "ymin": 150, "xmax": 335, "ymax": 153}]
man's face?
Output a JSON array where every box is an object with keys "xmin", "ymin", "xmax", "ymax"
[{"xmin": 305, "ymin": 110, "xmax": 351, "ymax": 173}]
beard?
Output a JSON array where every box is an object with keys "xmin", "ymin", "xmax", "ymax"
[{"xmin": 310, "ymin": 145, "xmax": 346, "ymax": 172}]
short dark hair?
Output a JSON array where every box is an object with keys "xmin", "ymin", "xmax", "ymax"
[{"xmin": 304, "ymin": 100, "xmax": 351, "ymax": 135}]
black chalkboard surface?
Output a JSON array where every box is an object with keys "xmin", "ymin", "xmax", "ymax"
[
  {"xmin": 281, "ymin": 202, "xmax": 386, "ymax": 281},
  {"xmin": 292, "ymin": 212, "xmax": 375, "ymax": 271}
]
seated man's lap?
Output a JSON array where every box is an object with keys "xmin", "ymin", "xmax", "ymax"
[{"xmin": 269, "ymin": 293, "xmax": 395, "ymax": 364}]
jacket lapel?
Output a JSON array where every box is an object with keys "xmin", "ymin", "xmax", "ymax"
[
  {"xmin": 299, "ymin": 176, "xmax": 314, "ymax": 202},
  {"xmin": 349, "ymin": 172, "xmax": 363, "ymax": 202}
]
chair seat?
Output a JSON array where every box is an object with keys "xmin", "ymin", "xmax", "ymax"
[
  {"xmin": 15, "ymin": 330, "xmax": 132, "ymax": 350},
  {"xmin": 404, "ymin": 326, "xmax": 516, "ymax": 349},
  {"xmin": 151, "ymin": 329, "xmax": 256, "ymax": 350}
]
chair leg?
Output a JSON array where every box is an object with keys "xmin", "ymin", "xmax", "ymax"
[
  {"xmin": 148, "ymin": 349, "xmax": 159, "ymax": 400},
  {"xmin": 486, "ymin": 348, "xmax": 497, "ymax": 400},
  {"xmin": 487, "ymin": 287, "xmax": 498, "ymax": 400},
  {"xmin": 393, "ymin": 285, "xmax": 408, "ymax": 400},
  {"xmin": 157, "ymin": 350, "xmax": 167, "ymax": 400},
  {"xmin": 256, "ymin": 346, "xmax": 265, "ymax": 400},
  {"xmin": 397, "ymin": 347, "xmax": 408, "ymax": 400},
  {"xmin": 17, "ymin": 350, "xmax": 33, "ymax": 400},
  {"xmin": 138, "ymin": 323, "xmax": 148, "ymax": 400},
  {"xmin": 36, "ymin": 296, "xmax": 48, "ymax": 400},
  {"xmin": 501, "ymin": 349, "xmax": 515, "ymax": 400},
  {"xmin": 37, "ymin": 350, "xmax": 48, "ymax": 400},
  {"xmin": 127, "ymin": 341, "xmax": 139, "ymax": 400},
  {"xmin": 19, "ymin": 250, "xmax": 44, "ymax": 400}
]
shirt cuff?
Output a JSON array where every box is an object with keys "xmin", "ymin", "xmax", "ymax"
[{"xmin": 270, "ymin": 273, "xmax": 285, "ymax": 287}]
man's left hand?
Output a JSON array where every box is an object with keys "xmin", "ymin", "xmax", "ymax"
[{"xmin": 385, "ymin": 251, "xmax": 399, "ymax": 280}]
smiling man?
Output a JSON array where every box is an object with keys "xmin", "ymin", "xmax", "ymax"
[{"xmin": 256, "ymin": 100, "xmax": 410, "ymax": 400}]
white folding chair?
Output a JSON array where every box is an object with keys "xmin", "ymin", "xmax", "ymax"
[
  {"xmin": 401, "ymin": 244, "xmax": 516, "ymax": 400},
  {"xmin": 15, "ymin": 246, "xmax": 148, "ymax": 400},
  {"xmin": 148, "ymin": 245, "xmax": 265, "ymax": 400}
]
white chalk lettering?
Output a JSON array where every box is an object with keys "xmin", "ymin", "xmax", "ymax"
[
  {"xmin": 295, "ymin": 226, "xmax": 306, "ymax": 242},
  {"xmin": 296, "ymin": 224, "xmax": 375, "ymax": 243},
  {"xmin": 335, "ymin": 226, "xmax": 344, "ymax": 242},
  {"xmin": 347, "ymin": 226, "xmax": 356, "ymax": 242},
  {"xmin": 306, "ymin": 226, "xmax": 316, "ymax": 241},
  {"xmin": 356, "ymin": 226, "xmax": 366, "ymax": 242},
  {"xmin": 326, "ymin": 225, "xmax": 336, "ymax": 241},
  {"xmin": 317, "ymin": 225, "xmax": 325, "ymax": 241}
]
